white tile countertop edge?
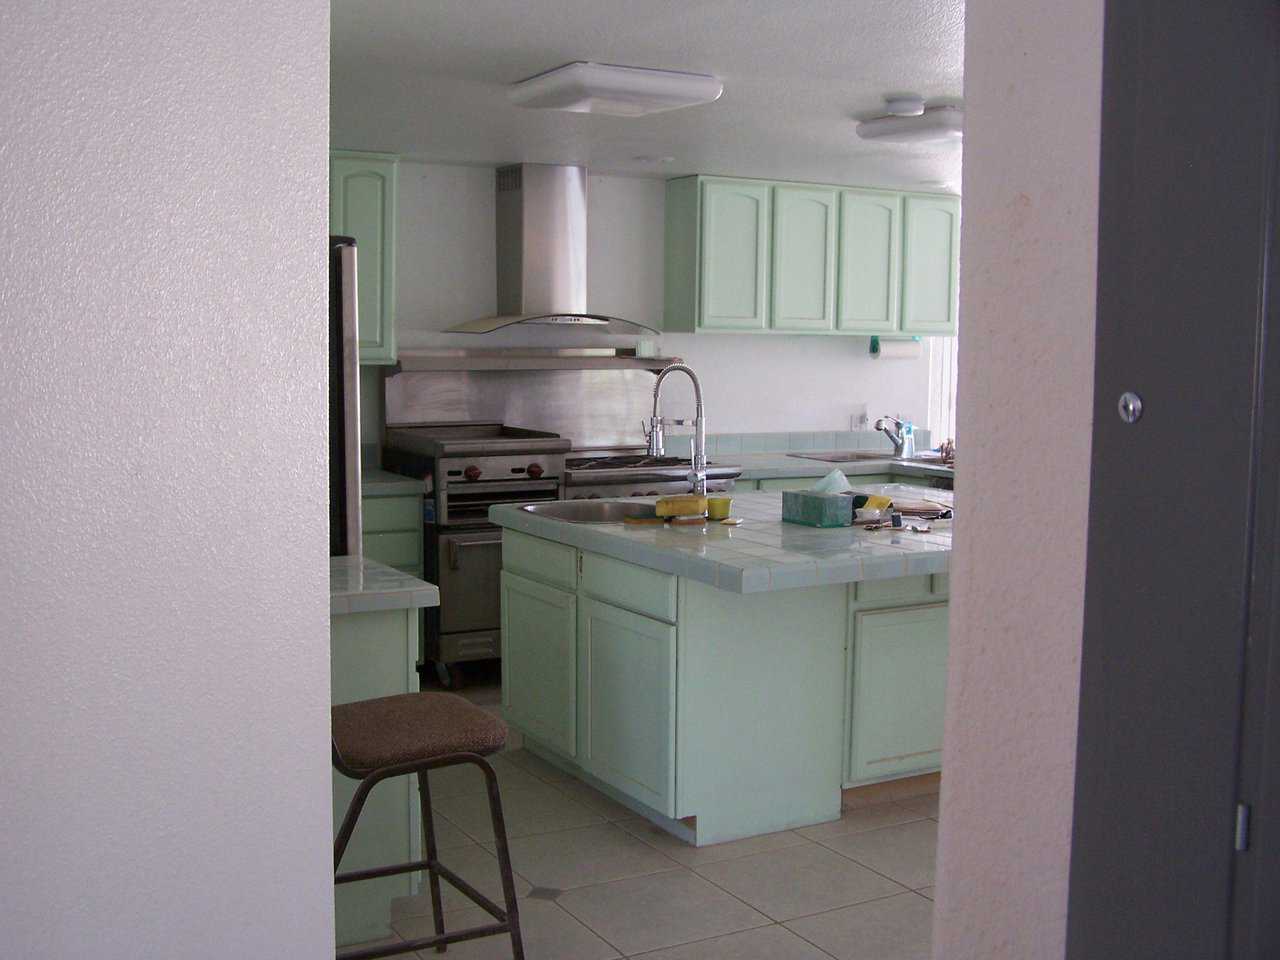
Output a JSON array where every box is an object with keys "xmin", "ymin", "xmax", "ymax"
[
  {"xmin": 490, "ymin": 489, "xmax": 951, "ymax": 594},
  {"xmin": 731, "ymin": 453, "xmax": 955, "ymax": 482},
  {"xmin": 331, "ymin": 556, "xmax": 440, "ymax": 616}
]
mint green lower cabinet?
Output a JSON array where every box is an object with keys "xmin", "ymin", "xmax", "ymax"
[
  {"xmin": 361, "ymin": 493, "xmax": 423, "ymax": 575},
  {"xmin": 577, "ymin": 598, "xmax": 676, "ymax": 815},
  {"xmin": 846, "ymin": 602, "xmax": 949, "ymax": 783},
  {"xmin": 331, "ymin": 607, "xmax": 420, "ymax": 947},
  {"xmin": 500, "ymin": 572, "xmax": 577, "ymax": 757}
]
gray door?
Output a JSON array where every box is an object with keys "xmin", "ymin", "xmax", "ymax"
[{"xmin": 1066, "ymin": 1, "xmax": 1280, "ymax": 957}]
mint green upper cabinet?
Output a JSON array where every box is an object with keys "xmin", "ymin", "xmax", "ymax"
[
  {"xmin": 330, "ymin": 151, "xmax": 398, "ymax": 365},
  {"xmin": 665, "ymin": 175, "xmax": 956, "ymax": 336},
  {"xmin": 577, "ymin": 597, "xmax": 677, "ymax": 816},
  {"xmin": 700, "ymin": 180, "xmax": 772, "ymax": 330},
  {"xmin": 837, "ymin": 190, "xmax": 902, "ymax": 333},
  {"xmin": 900, "ymin": 195, "xmax": 960, "ymax": 335},
  {"xmin": 772, "ymin": 186, "xmax": 837, "ymax": 331},
  {"xmin": 500, "ymin": 571, "xmax": 577, "ymax": 757}
]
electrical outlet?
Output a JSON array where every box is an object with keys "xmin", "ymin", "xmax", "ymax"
[{"xmin": 851, "ymin": 403, "xmax": 869, "ymax": 430}]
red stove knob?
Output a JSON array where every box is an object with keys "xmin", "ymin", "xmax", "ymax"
[
  {"xmin": 463, "ymin": 465, "xmax": 482, "ymax": 481},
  {"xmin": 527, "ymin": 463, "xmax": 544, "ymax": 479}
]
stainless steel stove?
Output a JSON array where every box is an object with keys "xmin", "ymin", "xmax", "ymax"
[{"xmin": 382, "ymin": 422, "xmax": 571, "ymax": 687}]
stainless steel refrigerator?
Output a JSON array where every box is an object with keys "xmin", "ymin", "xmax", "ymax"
[{"xmin": 329, "ymin": 236, "xmax": 362, "ymax": 557}]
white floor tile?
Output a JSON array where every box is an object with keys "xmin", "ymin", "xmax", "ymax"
[
  {"xmin": 391, "ymin": 845, "xmax": 532, "ymax": 917},
  {"xmin": 794, "ymin": 801, "xmax": 923, "ymax": 842},
  {"xmin": 396, "ymin": 899, "xmax": 619, "ymax": 960},
  {"xmin": 492, "ymin": 823, "xmax": 681, "ymax": 890},
  {"xmin": 819, "ymin": 820, "xmax": 938, "ymax": 890},
  {"xmin": 694, "ymin": 842, "xmax": 904, "ymax": 922},
  {"xmin": 784, "ymin": 891, "xmax": 932, "ymax": 960},
  {"xmin": 617, "ymin": 819, "xmax": 811, "ymax": 868},
  {"xmin": 629, "ymin": 924, "xmax": 830, "ymax": 959},
  {"xmin": 552, "ymin": 780, "xmax": 639, "ymax": 821},
  {"xmin": 502, "ymin": 748, "xmax": 577, "ymax": 783},
  {"xmin": 433, "ymin": 779, "xmax": 605, "ymax": 842},
  {"xmin": 423, "ymin": 755, "xmax": 544, "ymax": 800},
  {"xmin": 894, "ymin": 794, "xmax": 940, "ymax": 819},
  {"xmin": 557, "ymin": 870, "xmax": 769, "ymax": 956}
]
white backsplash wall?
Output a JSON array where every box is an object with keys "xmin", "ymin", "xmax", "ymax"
[{"xmin": 392, "ymin": 161, "xmax": 935, "ymax": 434}]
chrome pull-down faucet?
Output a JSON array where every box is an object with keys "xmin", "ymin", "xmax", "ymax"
[
  {"xmin": 874, "ymin": 416, "xmax": 915, "ymax": 459},
  {"xmin": 647, "ymin": 363, "xmax": 707, "ymax": 495}
]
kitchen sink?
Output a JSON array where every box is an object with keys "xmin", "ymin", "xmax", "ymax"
[{"xmin": 521, "ymin": 500, "xmax": 658, "ymax": 524}]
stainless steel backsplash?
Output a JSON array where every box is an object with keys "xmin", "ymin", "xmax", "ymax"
[{"xmin": 384, "ymin": 369, "xmax": 656, "ymax": 449}]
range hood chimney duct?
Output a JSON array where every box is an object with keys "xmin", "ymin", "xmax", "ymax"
[{"xmin": 447, "ymin": 164, "xmax": 656, "ymax": 334}]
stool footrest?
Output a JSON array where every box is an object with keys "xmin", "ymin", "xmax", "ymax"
[{"xmin": 337, "ymin": 921, "xmax": 512, "ymax": 960}]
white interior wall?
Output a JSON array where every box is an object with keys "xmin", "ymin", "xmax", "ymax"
[
  {"xmin": 0, "ymin": 3, "xmax": 333, "ymax": 956},
  {"xmin": 933, "ymin": 0, "xmax": 1102, "ymax": 957},
  {"xmin": 392, "ymin": 162, "xmax": 936, "ymax": 436}
]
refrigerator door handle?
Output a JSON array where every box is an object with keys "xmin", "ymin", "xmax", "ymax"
[{"xmin": 339, "ymin": 241, "xmax": 364, "ymax": 559}]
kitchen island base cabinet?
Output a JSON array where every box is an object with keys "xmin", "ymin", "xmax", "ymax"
[
  {"xmin": 331, "ymin": 607, "xmax": 420, "ymax": 948},
  {"xmin": 847, "ymin": 603, "xmax": 949, "ymax": 783},
  {"xmin": 578, "ymin": 598, "xmax": 676, "ymax": 816},
  {"xmin": 500, "ymin": 572, "xmax": 577, "ymax": 758},
  {"xmin": 499, "ymin": 529, "xmax": 949, "ymax": 846}
]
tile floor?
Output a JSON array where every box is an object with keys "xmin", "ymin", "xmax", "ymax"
[{"xmin": 370, "ymin": 673, "xmax": 938, "ymax": 959}]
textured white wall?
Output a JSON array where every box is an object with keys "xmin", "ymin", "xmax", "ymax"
[
  {"xmin": 933, "ymin": 0, "xmax": 1103, "ymax": 957},
  {"xmin": 0, "ymin": 3, "xmax": 333, "ymax": 957},
  {"xmin": 392, "ymin": 162, "xmax": 936, "ymax": 434}
]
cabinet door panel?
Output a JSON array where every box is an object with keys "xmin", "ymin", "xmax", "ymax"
[
  {"xmin": 772, "ymin": 186, "xmax": 837, "ymax": 330},
  {"xmin": 837, "ymin": 191, "xmax": 902, "ymax": 332},
  {"xmin": 848, "ymin": 602, "xmax": 949, "ymax": 782},
  {"xmin": 578, "ymin": 597, "xmax": 676, "ymax": 815},
  {"xmin": 330, "ymin": 153, "xmax": 398, "ymax": 363},
  {"xmin": 501, "ymin": 572, "xmax": 576, "ymax": 757},
  {"xmin": 699, "ymin": 181, "xmax": 771, "ymax": 330},
  {"xmin": 901, "ymin": 195, "xmax": 960, "ymax": 335}
]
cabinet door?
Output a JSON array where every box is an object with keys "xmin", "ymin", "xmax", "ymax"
[
  {"xmin": 837, "ymin": 190, "xmax": 902, "ymax": 333},
  {"xmin": 578, "ymin": 597, "xmax": 677, "ymax": 815},
  {"xmin": 500, "ymin": 572, "xmax": 577, "ymax": 757},
  {"xmin": 330, "ymin": 152, "xmax": 398, "ymax": 364},
  {"xmin": 699, "ymin": 180, "xmax": 771, "ymax": 330},
  {"xmin": 900, "ymin": 195, "xmax": 960, "ymax": 335},
  {"xmin": 772, "ymin": 186, "xmax": 837, "ymax": 330},
  {"xmin": 848, "ymin": 602, "xmax": 949, "ymax": 783}
]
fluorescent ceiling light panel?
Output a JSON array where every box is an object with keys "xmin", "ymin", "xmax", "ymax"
[
  {"xmin": 509, "ymin": 62, "xmax": 723, "ymax": 117},
  {"xmin": 856, "ymin": 105, "xmax": 964, "ymax": 144}
]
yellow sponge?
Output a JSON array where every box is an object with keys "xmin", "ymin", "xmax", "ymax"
[{"xmin": 655, "ymin": 494, "xmax": 708, "ymax": 518}]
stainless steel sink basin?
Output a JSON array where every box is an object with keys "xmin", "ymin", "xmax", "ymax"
[{"xmin": 521, "ymin": 500, "xmax": 658, "ymax": 524}]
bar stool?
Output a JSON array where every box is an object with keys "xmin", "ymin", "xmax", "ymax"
[{"xmin": 331, "ymin": 691, "xmax": 525, "ymax": 960}]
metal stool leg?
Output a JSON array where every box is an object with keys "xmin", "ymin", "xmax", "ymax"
[
  {"xmin": 476, "ymin": 758, "xmax": 525, "ymax": 960},
  {"xmin": 417, "ymin": 770, "xmax": 447, "ymax": 953}
]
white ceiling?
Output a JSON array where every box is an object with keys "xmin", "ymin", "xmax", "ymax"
[{"xmin": 331, "ymin": 0, "xmax": 964, "ymax": 190}]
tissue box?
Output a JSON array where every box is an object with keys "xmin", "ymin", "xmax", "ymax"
[{"xmin": 782, "ymin": 490, "xmax": 854, "ymax": 527}]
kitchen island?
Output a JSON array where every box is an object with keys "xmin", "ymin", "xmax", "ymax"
[
  {"xmin": 490, "ymin": 487, "xmax": 951, "ymax": 846},
  {"xmin": 330, "ymin": 557, "xmax": 439, "ymax": 946}
]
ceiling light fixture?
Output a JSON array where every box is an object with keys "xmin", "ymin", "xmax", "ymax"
[
  {"xmin": 509, "ymin": 62, "xmax": 723, "ymax": 117},
  {"xmin": 856, "ymin": 96, "xmax": 963, "ymax": 144}
]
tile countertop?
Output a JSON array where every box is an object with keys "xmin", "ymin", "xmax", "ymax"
[
  {"xmin": 732, "ymin": 453, "xmax": 955, "ymax": 482},
  {"xmin": 361, "ymin": 465, "xmax": 424, "ymax": 498},
  {"xmin": 331, "ymin": 556, "xmax": 440, "ymax": 616},
  {"xmin": 490, "ymin": 487, "xmax": 952, "ymax": 594}
]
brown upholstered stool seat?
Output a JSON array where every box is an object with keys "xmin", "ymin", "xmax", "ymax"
[{"xmin": 332, "ymin": 691, "xmax": 508, "ymax": 776}]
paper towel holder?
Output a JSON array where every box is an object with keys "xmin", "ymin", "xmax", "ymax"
[{"xmin": 869, "ymin": 335, "xmax": 922, "ymax": 356}]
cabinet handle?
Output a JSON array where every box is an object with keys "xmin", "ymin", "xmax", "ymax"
[{"xmin": 447, "ymin": 537, "xmax": 502, "ymax": 570}]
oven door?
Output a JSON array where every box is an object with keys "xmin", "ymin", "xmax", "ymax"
[{"xmin": 436, "ymin": 528, "xmax": 504, "ymax": 635}]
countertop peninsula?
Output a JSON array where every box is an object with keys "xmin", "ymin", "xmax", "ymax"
[
  {"xmin": 330, "ymin": 556, "xmax": 439, "ymax": 615},
  {"xmin": 490, "ymin": 486, "xmax": 952, "ymax": 594}
]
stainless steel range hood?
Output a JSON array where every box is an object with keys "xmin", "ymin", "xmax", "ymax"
[{"xmin": 446, "ymin": 164, "xmax": 658, "ymax": 334}]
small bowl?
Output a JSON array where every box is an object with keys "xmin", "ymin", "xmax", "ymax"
[{"xmin": 707, "ymin": 496, "xmax": 733, "ymax": 521}]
